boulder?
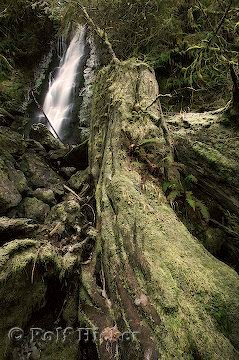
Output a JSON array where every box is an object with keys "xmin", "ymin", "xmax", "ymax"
[
  {"xmin": 31, "ymin": 188, "xmax": 56, "ymax": 205},
  {"xmin": 20, "ymin": 197, "xmax": 50, "ymax": 223},
  {"xmin": 0, "ymin": 126, "xmax": 26, "ymax": 155},
  {"xmin": 0, "ymin": 217, "xmax": 38, "ymax": 241},
  {"xmin": 20, "ymin": 153, "xmax": 64, "ymax": 195},
  {"xmin": 0, "ymin": 157, "xmax": 22, "ymax": 213},
  {"xmin": 29, "ymin": 123, "xmax": 66, "ymax": 151},
  {"xmin": 68, "ymin": 168, "xmax": 89, "ymax": 191}
]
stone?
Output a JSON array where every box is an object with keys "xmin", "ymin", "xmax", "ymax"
[
  {"xmin": 20, "ymin": 153, "xmax": 64, "ymax": 195},
  {"xmin": 68, "ymin": 168, "xmax": 89, "ymax": 191},
  {"xmin": 60, "ymin": 167, "xmax": 77, "ymax": 178},
  {"xmin": 21, "ymin": 197, "xmax": 50, "ymax": 223},
  {"xmin": 0, "ymin": 217, "xmax": 38, "ymax": 238},
  {"xmin": 0, "ymin": 157, "xmax": 22, "ymax": 213},
  {"xmin": 46, "ymin": 200, "xmax": 81, "ymax": 228},
  {"xmin": 29, "ymin": 123, "xmax": 66, "ymax": 151},
  {"xmin": 31, "ymin": 188, "xmax": 56, "ymax": 205},
  {"xmin": 11, "ymin": 169, "xmax": 28, "ymax": 194},
  {"xmin": 0, "ymin": 126, "xmax": 26, "ymax": 155},
  {"xmin": 26, "ymin": 139, "xmax": 47, "ymax": 156}
]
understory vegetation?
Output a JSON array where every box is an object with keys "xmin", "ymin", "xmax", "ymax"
[
  {"xmin": 1, "ymin": 0, "xmax": 239, "ymax": 111},
  {"xmin": 36, "ymin": 0, "xmax": 239, "ymax": 110}
]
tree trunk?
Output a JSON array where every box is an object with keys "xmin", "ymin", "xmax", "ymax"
[{"xmin": 80, "ymin": 61, "xmax": 239, "ymax": 359}]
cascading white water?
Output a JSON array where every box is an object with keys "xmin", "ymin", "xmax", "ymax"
[{"xmin": 40, "ymin": 26, "xmax": 87, "ymax": 139}]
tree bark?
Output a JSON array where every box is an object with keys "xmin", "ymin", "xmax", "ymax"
[{"xmin": 80, "ymin": 61, "xmax": 239, "ymax": 359}]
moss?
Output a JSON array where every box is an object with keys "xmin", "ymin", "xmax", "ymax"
[
  {"xmin": 87, "ymin": 60, "xmax": 239, "ymax": 359},
  {"xmin": 0, "ymin": 71, "xmax": 27, "ymax": 111},
  {"xmin": 193, "ymin": 141, "xmax": 239, "ymax": 175},
  {"xmin": 40, "ymin": 341, "xmax": 79, "ymax": 360},
  {"xmin": 0, "ymin": 239, "xmax": 63, "ymax": 358}
]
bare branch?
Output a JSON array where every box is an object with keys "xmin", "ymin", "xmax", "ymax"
[
  {"xmin": 77, "ymin": 4, "xmax": 119, "ymax": 64},
  {"xmin": 31, "ymin": 90, "xmax": 63, "ymax": 143}
]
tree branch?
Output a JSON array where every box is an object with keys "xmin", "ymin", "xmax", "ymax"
[
  {"xmin": 77, "ymin": 4, "xmax": 119, "ymax": 64},
  {"xmin": 31, "ymin": 90, "xmax": 63, "ymax": 143}
]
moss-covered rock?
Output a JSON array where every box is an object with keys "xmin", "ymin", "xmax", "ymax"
[
  {"xmin": 0, "ymin": 239, "xmax": 62, "ymax": 359},
  {"xmin": 0, "ymin": 126, "xmax": 26, "ymax": 155},
  {"xmin": 31, "ymin": 188, "xmax": 56, "ymax": 205},
  {"xmin": 0, "ymin": 217, "xmax": 38, "ymax": 240},
  {"xmin": 20, "ymin": 153, "xmax": 64, "ymax": 195},
  {"xmin": 46, "ymin": 200, "xmax": 81, "ymax": 229},
  {"xmin": 0, "ymin": 157, "xmax": 22, "ymax": 213},
  {"xmin": 29, "ymin": 124, "xmax": 66, "ymax": 151},
  {"xmin": 20, "ymin": 197, "xmax": 50, "ymax": 223},
  {"xmin": 68, "ymin": 168, "xmax": 89, "ymax": 191}
]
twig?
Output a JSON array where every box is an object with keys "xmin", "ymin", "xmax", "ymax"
[
  {"xmin": 63, "ymin": 184, "xmax": 82, "ymax": 202},
  {"xmin": 209, "ymin": 218, "xmax": 239, "ymax": 239},
  {"xmin": 207, "ymin": 0, "xmax": 233, "ymax": 47},
  {"xmin": 31, "ymin": 90, "xmax": 63, "ymax": 143},
  {"xmin": 31, "ymin": 245, "xmax": 44, "ymax": 284},
  {"xmin": 144, "ymin": 94, "xmax": 172, "ymax": 111},
  {"xmin": 195, "ymin": 0, "xmax": 214, "ymax": 31},
  {"xmin": 82, "ymin": 203, "xmax": 96, "ymax": 224}
]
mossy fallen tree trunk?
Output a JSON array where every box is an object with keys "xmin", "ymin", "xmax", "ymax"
[{"xmin": 81, "ymin": 61, "xmax": 239, "ymax": 359}]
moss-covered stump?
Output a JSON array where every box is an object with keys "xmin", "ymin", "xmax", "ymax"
[{"xmin": 81, "ymin": 61, "xmax": 239, "ymax": 359}]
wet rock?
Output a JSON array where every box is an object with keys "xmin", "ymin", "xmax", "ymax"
[
  {"xmin": 60, "ymin": 166, "xmax": 77, "ymax": 178},
  {"xmin": 0, "ymin": 126, "xmax": 26, "ymax": 155},
  {"xmin": 20, "ymin": 153, "xmax": 64, "ymax": 195},
  {"xmin": 48, "ymin": 148, "xmax": 69, "ymax": 161},
  {"xmin": 20, "ymin": 197, "xmax": 50, "ymax": 223},
  {"xmin": 0, "ymin": 108, "xmax": 15, "ymax": 126},
  {"xmin": 0, "ymin": 157, "xmax": 22, "ymax": 213},
  {"xmin": 68, "ymin": 168, "xmax": 89, "ymax": 191},
  {"xmin": 29, "ymin": 123, "xmax": 65, "ymax": 151},
  {"xmin": 26, "ymin": 139, "xmax": 47, "ymax": 156},
  {"xmin": 0, "ymin": 217, "xmax": 38, "ymax": 238},
  {"xmin": 31, "ymin": 188, "xmax": 56, "ymax": 205}
]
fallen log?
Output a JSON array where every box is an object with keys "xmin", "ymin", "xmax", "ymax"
[{"xmin": 80, "ymin": 60, "xmax": 239, "ymax": 359}]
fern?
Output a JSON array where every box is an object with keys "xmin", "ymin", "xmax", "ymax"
[
  {"xmin": 163, "ymin": 174, "xmax": 210, "ymax": 221},
  {"xmin": 196, "ymin": 200, "xmax": 210, "ymax": 222},
  {"xmin": 167, "ymin": 190, "xmax": 181, "ymax": 203},
  {"xmin": 185, "ymin": 191, "xmax": 196, "ymax": 210},
  {"xmin": 185, "ymin": 174, "xmax": 198, "ymax": 184},
  {"xmin": 162, "ymin": 181, "xmax": 173, "ymax": 192}
]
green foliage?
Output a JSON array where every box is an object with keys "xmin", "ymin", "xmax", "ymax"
[
  {"xmin": 0, "ymin": 1, "xmax": 55, "ymax": 66},
  {"xmin": 37, "ymin": 0, "xmax": 239, "ymax": 110},
  {"xmin": 163, "ymin": 174, "xmax": 210, "ymax": 221},
  {"xmin": 0, "ymin": 0, "xmax": 56, "ymax": 109}
]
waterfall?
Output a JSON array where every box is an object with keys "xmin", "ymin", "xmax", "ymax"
[{"xmin": 38, "ymin": 26, "xmax": 88, "ymax": 141}]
